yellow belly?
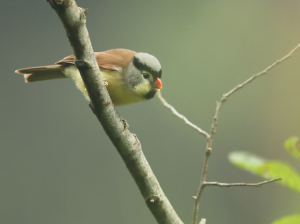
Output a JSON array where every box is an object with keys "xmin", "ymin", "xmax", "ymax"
[{"xmin": 61, "ymin": 65, "xmax": 146, "ymax": 106}]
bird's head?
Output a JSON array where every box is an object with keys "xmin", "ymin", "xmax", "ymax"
[{"xmin": 123, "ymin": 52, "xmax": 162, "ymax": 100}]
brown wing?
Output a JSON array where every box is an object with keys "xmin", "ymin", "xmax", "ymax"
[{"xmin": 56, "ymin": 49, "xmax": 137, "ymax": 71}]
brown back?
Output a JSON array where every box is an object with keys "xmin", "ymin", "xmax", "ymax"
[{"xmin": 56, "ymin": 49, "xmax": 137, "ymax": 71}]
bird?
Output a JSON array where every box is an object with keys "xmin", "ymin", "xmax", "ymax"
[{"xmin": 15, "ymin": 49, "xmax": 162, "ymax": 106}]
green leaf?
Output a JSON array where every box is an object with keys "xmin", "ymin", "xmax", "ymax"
[
  {"xmin": 284, "ymin": 136, "xmax": 300, "ymax": 161},
  {"xmin": 228, "ymin": 151, "xmax": 300, "ymax": 193},
  {"xmin": 272, "ymin": 214, "xmax": 300, "ymax": 224}
]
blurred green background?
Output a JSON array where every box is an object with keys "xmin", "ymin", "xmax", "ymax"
[{"xmin": 1, "ymin": 1, "xmax": 300, "ymax": 223}]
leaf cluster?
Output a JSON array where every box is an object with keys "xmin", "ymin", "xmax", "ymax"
[{"xmin": 229, "ymin": 136, "xmax": 300, "ymax": 224}]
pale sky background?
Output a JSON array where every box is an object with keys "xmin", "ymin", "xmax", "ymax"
[{"xmin": 1, "ymin": 1, "xmax": 300, "ymax": 224}]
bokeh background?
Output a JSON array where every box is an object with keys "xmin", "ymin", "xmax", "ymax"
[{"xmin": 1, "ymin": 1, "xmax": 300, "ymax": 223}]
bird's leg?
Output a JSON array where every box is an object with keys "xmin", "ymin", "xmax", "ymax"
[
  {"xmin": 122, "ymin": 118, "xmax": 129, "ymax": 131},
  {"xmin": 103, "ymin": 78, "xmax": 108, "ymax": 86}
]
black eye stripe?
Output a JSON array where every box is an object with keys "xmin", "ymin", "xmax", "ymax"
[{"xmin": 133, "ymin": 56, "xmax": 162, "ymax": 79}]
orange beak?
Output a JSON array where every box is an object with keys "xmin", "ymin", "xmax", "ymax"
[{"xmin": 154, "ymin": 77, "xmax": 163, "ymax": 89}]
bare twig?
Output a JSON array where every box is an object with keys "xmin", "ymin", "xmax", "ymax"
[
  {"xmin": 157, "ymin": 92, "xmax": 210, "ymax": 138},
  {"xmin": 192, "ymin": 147, "xmax": 211, "ymax": 224},
  {"xmin": 47, "ymin": 1, "xmax": 183, "ymax": 224},
  {"xmin": 209, "ymin": 44, "xmax": 300, "ymax": 142},
  {"xmin": 192, "ymin": 44, "xmax": 300, "ymax": 224},
  {"xmin": 191, "ymin": 44, "xmax": 300, "ymax": 224},
  {"xmin": 157, "ymin": 44, "xmax": 300, "ymax": 224},
  {"xmin": 205, "ymin": 178, "xmax": 281, "ymax": 187}
]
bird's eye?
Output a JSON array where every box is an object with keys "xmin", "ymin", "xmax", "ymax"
[{"xmin": 142, "ymin": 73, "xmax": 150, "ymax": 79}]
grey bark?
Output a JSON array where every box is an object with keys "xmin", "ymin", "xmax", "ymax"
[{"xmin": 47, "ymin": 1, "xmax": 183, "ymax": 223}]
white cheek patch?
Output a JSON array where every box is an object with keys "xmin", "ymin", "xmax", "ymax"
[{"xmin": 133, "ymin": 79, "xmax": 151, "ymax": 96}]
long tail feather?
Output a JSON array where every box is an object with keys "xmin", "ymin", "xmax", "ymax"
[{"xmin": 15, "ymin": 65, "xmax": 67, "ymax": 83}]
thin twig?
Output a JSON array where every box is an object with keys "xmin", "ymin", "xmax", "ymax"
[
  {"xmin": 209, "ymin": 44, "xmax": 300, "ymax": 141},
  {"xmin": 191, "ymin": 44, "xmax": 300, "ymax": 224},
  {"xmin": 156, "ymin": 44, "xmax": 300, "ymax": 224},
  {"xmin": 224, "ymin": 45, "xmax": 300, "ymax": 99},
  {"xmin": 157, "ymin": 92, "xmax": 210, "ymax": 138},
  {"xmin": 191, "ymin": 147, "xmax": 211, "ymax": 224},
  {"xmin": 205, "ymin": 178, "xmax": 281, "ymax": 187},
  {"xmin": 192, "ymin": 45, "xmax": 300, "ymax": 223}
]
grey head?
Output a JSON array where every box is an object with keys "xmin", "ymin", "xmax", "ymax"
[{"xmin": 123, "ymin": 52, "xmax": 162, "ymax": 100}]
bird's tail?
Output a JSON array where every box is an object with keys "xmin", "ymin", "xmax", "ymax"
[{"xmin": 15, "ymin": 65, "xmax": 67, "ymax": 83}]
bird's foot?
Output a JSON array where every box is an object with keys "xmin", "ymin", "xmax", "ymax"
[
  {"xmin": 103, "ymin": 78, "xmax": 108, "ymax": 86},
  {"xmin": 122, "ymin": 119, "xmax": 129, "ymax": 131}
]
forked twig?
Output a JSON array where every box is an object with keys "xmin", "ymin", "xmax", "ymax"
[{"xmin": 158, "ymin": 44, "xmax": 300, "ymax": 224}]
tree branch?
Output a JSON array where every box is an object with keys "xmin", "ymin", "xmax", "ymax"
[
  {"xmin": 158, "ymin": 44, "xmax": 300, "ymax": 224},
  {"xmin": 47, "ymin": 1, "xmax": 183, "ymax": 223}
]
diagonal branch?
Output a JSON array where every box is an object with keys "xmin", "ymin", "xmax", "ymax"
[
  {"xmin": 157, "ymin": 92, "xmax": 209, "ymax": 138},
  {"xmin": 47, "ymin": 1, "xmax": 183, "ymax": 223}
]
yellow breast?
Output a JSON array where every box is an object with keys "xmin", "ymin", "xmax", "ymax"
[{"xmin": 61, "ymin": 65, "xmax": 146, "ymax": 106}]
